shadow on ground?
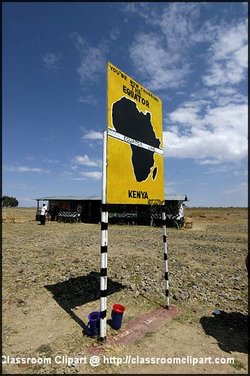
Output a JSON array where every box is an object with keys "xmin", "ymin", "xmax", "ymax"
[
  {"xmin": 45, "ymin": 272, "xmax": 126, "ymax": 334},
  {"xmin": 200, "ymin": 311, "xmax": 248, "ymax": 354}
]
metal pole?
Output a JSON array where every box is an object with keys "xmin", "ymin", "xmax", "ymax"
[
  {"xmin": 99, "ymin": 130, "xmax": 108, "ymax": 341},
  {"xmin": 162, "ymin": 210, "xmax": 170, "ymax": 308}
]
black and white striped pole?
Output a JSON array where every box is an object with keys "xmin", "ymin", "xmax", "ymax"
[
  {"xmin": 162, "ymin": 210, "xmax": 170, "ymax": 308},
  {"xmin": 99, "ymin": 130, "xmax": 108, "ymax": 341}
]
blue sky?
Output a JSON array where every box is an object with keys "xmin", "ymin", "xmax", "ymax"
[{"xmin": 2, "ymin": 2, "xmax": 248, "ymax": 207}]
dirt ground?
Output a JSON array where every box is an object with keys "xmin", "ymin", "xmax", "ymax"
[{"xmin": 2, "ymin": 207, "xmax": 248, "ymax": 374}]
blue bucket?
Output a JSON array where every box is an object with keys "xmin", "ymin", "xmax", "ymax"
[
  {"xmin": 87, "ymin": 311, "xmax": 100, "ymax": 336},
  {"xmin": 111, "ymin": 304, "xmax": 125, "ymax": 330}
]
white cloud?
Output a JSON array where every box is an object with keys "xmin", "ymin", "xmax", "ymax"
[
  {"xmin": 82, "ymin": 130, "xmax": 103, "ymax": 140},
  {"xmin": 129, "ymin": 33, "xmax": 190, "ymax": 90},
  {"xmin": 109, "ymin": 28, "xmax": 120, "ymax": 41},
  {"xmin": 4, "ymin": 165, "xmax": 50, "ymax": 173},
  {"xmin": 233, "ymin": 169, "xmax": 248, "ymax": 177},
  {"xmin": 169, "ymin": 105, "xmax": 201, "ymax": 127},
  {"xmin": 160, "ymin": 3, "xmax": 200, "ymax": 51},
  {"xmin": 121, "ymin": 2, "xmax": 160, "ymax": 25},
  {"xmin": 71, "ymin": 27, "xmax": 120, "ymax": 101},
  {"xmin": 198, "ymin": 159, "xmax": 222, "ymax": 165},
  {"xmin": 79, "ymin": 171, "xmax": 102, "ymax": 180},
  {"xmin": 164, "ymin": 101, "xmax": 248, "ymax": 163},
  {"xmin": 43, "ymin": 158, "xmax": 60, "ymax": 164},
  {"xmin": 72, "ymin": 154, "xmax": 98, "ymax": 167},
  {"xmin": 71, "ymin": 32, "xmax": 106, "ymax": 84},
  {"xmin": 195, "ymin": 86, "xmax": 246, "ymax": 107},
  {"xmin": 77, "ymin": 95, "xmax": 98, "ymax": 105},
  {"xmin": 210, "ymin": 21, "xmax": 247, "ymax": 59},
  {"xmin": 123, "ymin": 2, "xmax": 200, "ymax": 39},
  {"xmin": 42, "ymin": 52, "xmax": 61, "ymax": 72},
  {"xmin": 71, "ymin": 32, "xmax": 110, "ymax": 84},
  {"xmin": 126, "ymin": 3, "xmax": 247, "ymax": 94},
  {"xmin": 223, "ymin": 182, "xmax": 248, "ymax": 195},
  {"xmin": 127, "ymin": 3, "xmax": 202, "ymax": 90},
  {"xmin": 203, "ymin": 104, "xmax": 247, "ymax": 136},
  {"xmin": 205, "ymin": 165, "xmax": 232, "ymax": 174},
  {"xmin": 124, "ymin": 2, "xmax": 248, "ymax": 169},
  {"xmin": 77, "ymin": 49, "xmax": 105, "ymax": 84},
  {"xmin": 203, "ymin": 20, "xmax": 248, "ymax": 87}
]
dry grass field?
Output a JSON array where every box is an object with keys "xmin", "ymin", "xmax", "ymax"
[{"xmin": 2, "ymin": 207, "xmax": 248, "ymax": 374}]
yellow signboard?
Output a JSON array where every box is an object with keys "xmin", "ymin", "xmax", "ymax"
[{"xmin": 106, "ymin": 62, "xmax": 164, "ymax": 205}]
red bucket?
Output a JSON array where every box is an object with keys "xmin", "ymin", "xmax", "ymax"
[
  {"xmin": 111, "ymin": 304, "xmax": 125, "ymax": 330},
  {"xmin": 113, "ymin": 304, "xmax": 125, "ymax": 314}
]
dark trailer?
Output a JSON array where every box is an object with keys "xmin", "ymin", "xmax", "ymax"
[
  {"xmin": 35, "ymin": 195, "xmax": 188, "ymax": 227},
  {"xmin": 35, "ymin": 196, "xmax": 101, "ymax": 223}
]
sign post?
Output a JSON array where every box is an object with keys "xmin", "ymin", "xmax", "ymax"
[
  {"xmin": 99, "ymin": 130, "xmax": 108, "ymax": 341},
  {"xmin": 99, "ymin": 62, "xmax": 167, "ymax": 341},
  {"xmin": 162, "ymin": 211, "xmax": 169, "ymax": 308}
]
